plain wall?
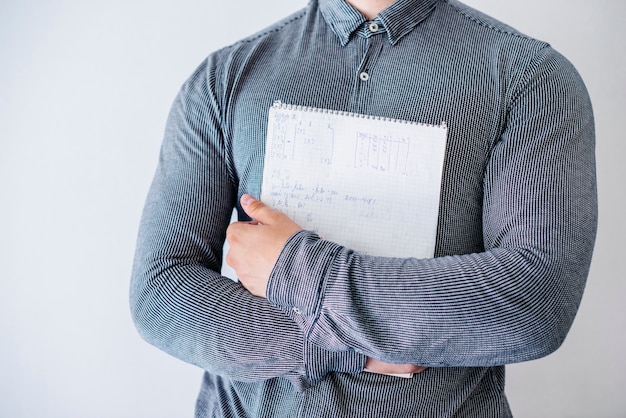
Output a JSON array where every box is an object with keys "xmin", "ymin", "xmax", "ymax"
[{"xmin": 1, "ymin": 0, "xmax": 624, "ymax": 416}]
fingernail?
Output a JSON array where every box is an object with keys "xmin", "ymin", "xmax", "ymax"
[{"xmin": 241, "ymin": 194, "xmax": 255, "ymax": 206}]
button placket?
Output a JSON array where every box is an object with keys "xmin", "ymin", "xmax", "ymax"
[
  {"xmin": 357, "ymin": 22, "xmax": 383, "ymax": 83},
  {"xmin": 350, "ymin": 32, "xmax": 384, "ymax": 110}
]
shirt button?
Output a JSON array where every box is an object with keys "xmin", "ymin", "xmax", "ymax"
[
  {"xmin": 368, "ymin": 22, "xmax": 379, "ymax": 33},
  {"xmin": 359, "ymin": 71, "xmax": 370, "ymax": 82},
  {"xmin": 292, "ymin": 307, "xmax": 302, "ymax": 315}
]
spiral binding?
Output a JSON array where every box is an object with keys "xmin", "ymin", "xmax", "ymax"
[{"xmin": 272, "ymin": 100, "xmax": 447, "ymax": 130}]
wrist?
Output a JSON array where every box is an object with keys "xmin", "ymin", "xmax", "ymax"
[{"xmin": 266, "ymin": 230, "xmax": 340, "ymax": 316}]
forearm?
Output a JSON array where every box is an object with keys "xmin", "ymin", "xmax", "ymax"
[
  {"xmin": 131, "ymin": 261, "xmax": 302, "ymax": 380},
  {"xmin": 130, "ymin": 196, "xmax": 365, "ymax": 385},
  {"xmin": 129, "ymin": 180, "xmax": 302, "ymax": 383},
  {"xmin": 268, "ymin": 234, "xmax": 591, "ymax": 366},
  {"xmin": 267, "ymin": 146, "xmax": 597, "ymax": 368}
]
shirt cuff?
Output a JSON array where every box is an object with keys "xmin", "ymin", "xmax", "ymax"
[{"xmin": 266, "ymin": 230, "xmax": 340, "ymax": 316}]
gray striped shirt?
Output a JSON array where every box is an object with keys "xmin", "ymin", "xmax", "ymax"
[{"xmin": 130, "ymin": 0, "xmax": 597, "ymax": 416}]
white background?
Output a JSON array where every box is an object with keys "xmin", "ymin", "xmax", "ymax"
[{"xmin": 1, "ymin": 0, "xmax": 624, "ymax": 416}]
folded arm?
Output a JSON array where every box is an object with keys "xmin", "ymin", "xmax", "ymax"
[
  {"xmin": 232, "ymin": 48, "xmax": 598, "ymax": 367},
  {"xmin": 129, "ymin": 60, "xmax": 364, "ymax": 387}
]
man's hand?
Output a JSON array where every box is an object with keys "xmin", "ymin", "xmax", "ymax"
[
  {"xmin": 228, "ymin": 196, "xmax": 428, "ymax": 375},
  {"xmin": 365, "ymin": 357, "xmax": 428, "ymax": 375},
  {"xmin": 226, "ymin": 195, "xmax": 302, "ymax": 298}
]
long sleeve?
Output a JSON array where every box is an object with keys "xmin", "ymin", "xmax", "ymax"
[
  {"xmin": 266, "ymin": 45, "xmax": 597, "ymax": 367},
  {"xmin": 129, "ymin": 60, "xmax": 363, "ymax": 387}
]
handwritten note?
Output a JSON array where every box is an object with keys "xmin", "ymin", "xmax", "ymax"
[{"xmin": 261, "ymin": 103, "xmax": 448, "ymax": 258}]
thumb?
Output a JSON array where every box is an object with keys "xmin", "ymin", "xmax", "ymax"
[{"xmin": 240, "ymin": 194, "xmax": 279, "ymax": 224}]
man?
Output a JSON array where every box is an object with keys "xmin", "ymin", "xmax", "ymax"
[{"xmin": 130, "ymin": 0, "xmax": 597, "ymax": 416}]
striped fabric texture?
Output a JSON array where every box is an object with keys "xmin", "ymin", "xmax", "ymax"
[{"xmin": 130, "ymin": 0, "xmax": 597, "ymax": 416}]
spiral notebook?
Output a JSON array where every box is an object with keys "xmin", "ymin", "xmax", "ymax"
[{"xmin": 261, "ymin": 102, "xmax": 448, "ymax": 259}]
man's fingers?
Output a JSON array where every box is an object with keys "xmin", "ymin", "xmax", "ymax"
[
  {"xmin": 240, "ymin": 194, "xmax": 280, "ymax": 225},
  {"xmin": 364, "ymin": 357, "xmax": 428, "ymax": 375}
]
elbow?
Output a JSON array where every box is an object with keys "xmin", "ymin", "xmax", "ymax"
[
  {"xmin": 519, "ymin": 318, "xmax": 569, "ymax": 362},
  {"xmin": 504, "ymin": 246, "xmax": 590, "ymax": 364},
  {"xmin": 506, "ymin": 285, "xmax": 581, "ymax": 364},
  {"xmin": 129, "ymin": 276, "xmax": 151, "ymax": 344},
  {"xmin": 529, "ymin": 263, "xmax": 591, "ymax": 361},
  {"xmin": 129, "ymin": 259, "xmax": 164, "ymax": 348},
  {"xmin": 129, "ymin": 280, "xmax": 148, "ymax": 341}
]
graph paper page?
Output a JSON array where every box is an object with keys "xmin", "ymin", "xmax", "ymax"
[{"xmin": 261, "ymin": 103, "xmax": 448, "ymax": 259}]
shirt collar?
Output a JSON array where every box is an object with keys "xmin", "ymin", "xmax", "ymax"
[{"xmin": 319, "ymin": 0, "xmax": 440, "ymax": 45}]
